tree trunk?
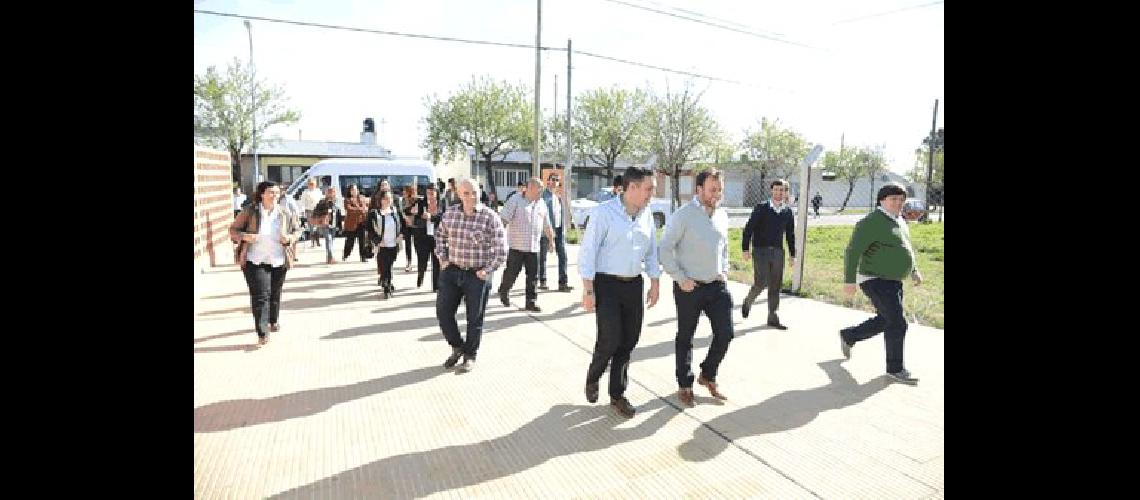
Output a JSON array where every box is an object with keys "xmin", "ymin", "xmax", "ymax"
[
  {"xmin": 671, "ymin": 164, "xmax": 681, "ymax": 210},
  {"xmin": 482, "ymin": 154, "xmax": 497, "ymax": 203},
  {"xmin": 840, "ymin": 181, "xmax": 855, "ymax": 212}
]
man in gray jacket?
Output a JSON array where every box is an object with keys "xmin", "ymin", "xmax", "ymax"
[{"xmin": 657, "ymin": 168, "xmax": 733, "ymax": 406}]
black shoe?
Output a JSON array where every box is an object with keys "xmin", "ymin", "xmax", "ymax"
[
  {"xmin": 887, "ymin": 369, "xmax": 919, "ymax": 385},
  {"xmin": 742, "ymin": 298, "xmax": 753, "ymax": 318},
  {"xmin": 767, "ymin": 314, "xmax": 788, "ymax": 330},
  {"xmin": 499, "ymin": 292, "xmax": 510, "ymax": 307},
  {"xmin": 610, "ymin": 397, "xmax": 636, "ymax": 418},
  {"xmin": 557, "ymin": 284, "xmax": 574, "ymax": 292},
  {"xmin": 524, "ymin": 303, "xmax": 542, "ymax": 312},
  {"xmin": 839, "ymin": 331, "xmax": 852, "ymax": 360},
  {"xmin": 378, "ymin": 277, "xmax": 383, "ymax": 286},
  {"xmin": 538, "ymin": 281, "xmax": 548, "ymax": 290},
  {"xmin": 457, "ymin": 356, "xmax": 475, "ymax": 373},
  {"xmin": 443, "ymin": 348, "xmax": 463, "ymax": 368},
  {"xmin": 585, "ymin": 382, "xmax": 599, "ymax": 403}
]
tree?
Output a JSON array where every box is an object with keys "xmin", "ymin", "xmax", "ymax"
[
  {"xmin": 422, "ymin": 76, "xmax": 534, "ymax": 198},
  {"xmin": 194, "ymin": 58, "xmax": 300, "ymax": 184},
  {"xmin": 824, "ymin": 146, "xmax": 863, "ymax": 212},
  {"xmin": 908, "ymin": 127, "xmax": 944, "ymax": 209},
  {"xmin": 644, "ymin": 82, "xmax": 720, "ymax": 209},
  {"xmin": 739, "ymin": 117, "xmax": 810, "ymax": 203},
  {"xmin": 570, "ymin": 87, "xmax": 650, "ymax": 183},
  {"xmin": 861, "ymin": 145, "xmax": 888, "ymax": 209}
]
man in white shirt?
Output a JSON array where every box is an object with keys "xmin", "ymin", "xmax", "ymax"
[{"xmin": 232, "ymin": 187, "xmax": 246, "ymax": 217}]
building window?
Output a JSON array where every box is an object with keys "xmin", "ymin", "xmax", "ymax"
[
  {"xmin": 269, "ymin": 165, "xmax": 307, "ymax": 186},
  {"xmin": 493, "ymin": 168, "xmax": 530, "ymax": 190}
]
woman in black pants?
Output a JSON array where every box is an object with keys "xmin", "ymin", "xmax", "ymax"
[
  {"xmin": 400, "ymin": 185, "xmax": 419, "ymax": 273},
  {"xmin": 368, "ymin": 190, "xmax": 404, "ymax": 299},
  {"xmin": 229, "ymin": 181, "xmax": 303, "ymax": 346},
  {"xmin": 414, "ymin": 184, "xmax": 445, "ymax": 291}
]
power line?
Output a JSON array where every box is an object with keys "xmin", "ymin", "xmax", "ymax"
[
  {"xmin": 575, "ymin": 50, "xmax": 791, "ymax": 93},
  {"xmin": 194, "ymin": 9, "xmax": 566, "ymax": 51},
  {"xmin": 601, "ymin": 0, "xmax": 820, "ymax": 50},
  {"xmin": 194, "ymin": 9, "xmax": 792, "ymax": 93},
  {"xmin": 832, "ymin": 1, "xmax": 944, "ymax": 25}
]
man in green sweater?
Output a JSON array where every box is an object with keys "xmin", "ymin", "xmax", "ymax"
[{"xmin": 840, "ymin": 182, "xmax": 923, "ymax": 384}]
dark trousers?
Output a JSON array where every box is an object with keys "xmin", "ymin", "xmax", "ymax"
[
  {"xmin": 342, "ymin": 226, "xmax": 366, "ymax": 261},
  {"xmin": 436, "ymin": 266, "xmax": 494, "ymax": 358},
  {"xmin": 744, "ymin": 246, "xmax": 785, "ymax": 316},
  {"xmin": 841, "ymin": 278, "xmax": 908, "ymax": 373},
  {"xmin": 538, "ymin": 226, "xmax": 569, "ymax": 285},
  {"xmin": 674, "ymin": 281, "xmax": 735, "ymax": 387},
  {"xmin": 241, "ymin": 263, "xmax": 288, "ymax": 338},
  {"xmin": 401, "ymin": 226, "xmax": 416, "ymax": 264},
  {"xmin": 498, "ymin": 249, "xmax": 538, "ymax": 305},
  {"xmin": 376, "ymin": 246, "xmax": 398, "ymax": 288},
  {"xmin": 586, "ymin": 274, "xmax": 645, "ymax": 399},
  {"xmin": 414, "ymin": 230, "xmax": 439, "ymax": 290}
]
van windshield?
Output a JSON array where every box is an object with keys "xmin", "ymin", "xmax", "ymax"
[{"xmin": 342, "ymin": 175, "xmax": 431, "ymax": 198}]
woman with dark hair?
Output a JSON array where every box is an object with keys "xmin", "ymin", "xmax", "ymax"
[
  {"xmin": 341, "ymin": 184, "xmax": 370, "ymax": 262},
  {"xmin": 229, "ymin": 181, "xmax": 303, "ymax": 346},
  {"xmin": 414, "ymin": 184, "xmax": 445, "ymax": 291},
  {"xmin": 368, "ymin": 190, "xmax": 404, "ymax": 299},
  {"xmin": 400, "ymin": 185, "xmax": 419, "ymax": 273}
]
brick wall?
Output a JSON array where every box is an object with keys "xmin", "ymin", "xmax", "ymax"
[{"xmin": 194, "ymin": 147, "xmax": 236, "ymax": 270}]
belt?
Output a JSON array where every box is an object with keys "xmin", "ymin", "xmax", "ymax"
[
  {"xmin": 693, "ymin": 279, "xmax": 722, "ymax": 286},
  {"xmin": 453, "ymin": 265, "xmax": 481, "ymax": 272},
  {"xmin": 598, "ymin": 273, "xmax": 640, "ymax": 282}
]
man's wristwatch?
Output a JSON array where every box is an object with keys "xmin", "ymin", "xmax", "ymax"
[{"xmin": 584, "ymin": 290, "xmax": 594, "ymax": 296}]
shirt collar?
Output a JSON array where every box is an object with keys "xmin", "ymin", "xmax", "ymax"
[
  {"xmin": 876, "ymin": 206, "xmax": 901, "ymax": 219},
  {"xmin": 258, "ymin": 203, "xmax": 279, "ymax": 219},
  {"xmin": 769, "ymin": 199, "xmax": 787, "ymax": 212}
]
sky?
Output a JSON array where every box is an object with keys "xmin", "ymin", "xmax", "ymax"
[{"xmin": 193, "ymin": 0, "xmax": 944, "ymax": 174}]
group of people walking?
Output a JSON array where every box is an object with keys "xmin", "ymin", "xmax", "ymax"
[{"xmin": 229, "ymin": 167, "xmax": 924, "ymax": 417}]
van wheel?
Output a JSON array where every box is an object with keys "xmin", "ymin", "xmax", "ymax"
[{"xmin": 653, "ymin": 213, "xmax": 665, "ymax": 228}]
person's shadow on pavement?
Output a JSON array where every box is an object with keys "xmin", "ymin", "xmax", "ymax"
[
  {"xmin": 269, "ymin": 399, "xmax": 681, "ymax": 499},
  {"xmin": 678, "ymin": 359, "xmax": 890, "ymax": 462},
  {"xmin": 194, "ymin": 365, "xmax": 442, "ymax": 433}
]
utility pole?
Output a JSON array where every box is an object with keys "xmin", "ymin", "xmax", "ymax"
[
  {"xmin": 533, "ymin": 0, "xmax": 542, "ymax": 179},
  {"xmin": 926, "ymin": 99, "xmax": 938, "ymax": 211},
  {"xmin": 564, "ymin": 38, "xmax": 573, "ymax": 224}
]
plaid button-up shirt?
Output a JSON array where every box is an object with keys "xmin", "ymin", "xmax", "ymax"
[
  {"xmin": 434, "ymin": 203, "xmax": 507, "ymax": 273},
  {"xmin": 500, "ymin": 194, "xmax": 551, "ymax": 253}
]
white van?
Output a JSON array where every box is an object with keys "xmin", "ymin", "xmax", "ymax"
[
  {"xmin": 284, "ymin": 158, "xmax": 437, "ymax": 235},
  {"xmin": 285, "ymin": 158, "xmax": 437, "ymax": 201}
]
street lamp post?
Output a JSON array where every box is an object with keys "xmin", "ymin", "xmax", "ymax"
[{"xmin": 244, "ymin": 20, "xmax": 259, "ymax": 187}]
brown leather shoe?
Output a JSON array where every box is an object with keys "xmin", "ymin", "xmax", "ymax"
[
  {"xmin": 698, "ymin": 374, "xmax": 727, "ymax": 400},
  {"xmin": 257, "ymin": 335, "xmax": 268, "ymax": 346},
  {"xmin": 678, "ymin": 388, "xmax": 695, "ymax": 407},
  {"xmin": 610, "ymin": 397, "xmax": 636, "ymax": 418},
  {"xmin": 269, "ymin": 323, "xmax": 280, "ymax": 333}
]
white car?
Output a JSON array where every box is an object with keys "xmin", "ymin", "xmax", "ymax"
[{"xmin": 570, "ymin": 189, "xmax": 673, "ymax": 230}]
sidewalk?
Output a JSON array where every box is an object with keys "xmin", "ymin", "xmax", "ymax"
[{"xmin": 194, "ymin": 240, "xmax": 944, "ymax": 499}]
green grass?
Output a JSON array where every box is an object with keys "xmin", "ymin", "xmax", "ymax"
[{"xmin": 568, "ymin": 222, "xmax": 944, "ymax": 329}]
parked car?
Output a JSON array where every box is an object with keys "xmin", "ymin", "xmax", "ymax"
[
  {"xmin": 570, "ymin": 189, "xmax": 673, "ymax": 229},
  {"xmin": 902, "ymin": 198, "xmax": 929, "ymax": 222}
]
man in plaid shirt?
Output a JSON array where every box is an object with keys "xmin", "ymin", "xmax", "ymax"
[
  {"xmin": 497, "ymin": 177, "xmax": 554, "ymax": 313},
  {"xmin": 434, "ymin": 178, "xmax": 508, "ymax": 373}
]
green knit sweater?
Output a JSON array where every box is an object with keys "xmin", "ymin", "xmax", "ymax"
[{"xmin": 844, "ymin": 209, "xmax": 918, "ymax": 283}]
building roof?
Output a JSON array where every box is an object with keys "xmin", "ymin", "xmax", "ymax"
[{"xmin": 242, "ymin": 140, "xmax": 391, "ymax": 158}]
